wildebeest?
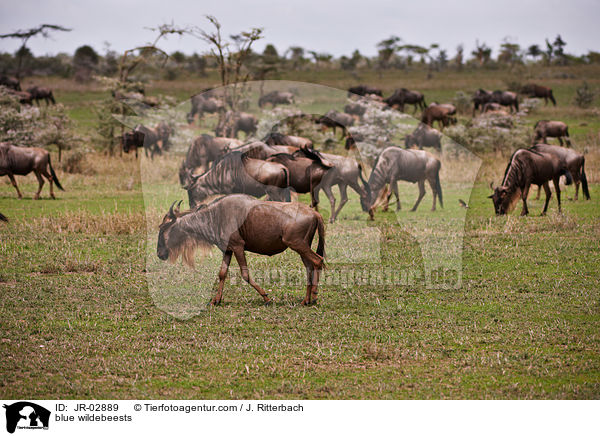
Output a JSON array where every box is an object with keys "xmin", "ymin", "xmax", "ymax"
[
  {"xmin": 490, "ymin": 90, "xmax": 519, "ymax": 112},
  {"xmin": 405, "ymin": 124, "xmax": 442, "ymax": 151},
  {"xmin": 0, "ymin": 75, "xmax": 21, "ymax": 91},
  {"xmin": 258, "ymin": 91, "xmax": 295, "ymax": 108},
  {"xmin": 7, "ymin": 89, "xmax": 32, "ymax": 104},
  {"xmin": 315, "ymin": 110, "xmax": 354, "ymax": 138},
  {"xmin": 122, "ymin": 124, "xmax": 166, "ymax": 159},
  {"xmin": 421, "ymin": 103, "xmax": 456, "ymax": 129},
  {"xmin": 472, "ymin": 89, "xmax": 493, "ymax": 115},
  {"xmin": 178, "ymin": 135, "xmax": 243, "ymax": 185},
  {"xmin": 344, "ymin": 102, "xmax": 367, "ymax": 119},
  {"xmin": 348, "ymin": 85, "xmax": 383, "ymax": 97},
  {"xmin": 156, "ymin": 121, "xmax": 172, "ymax": 151},
  {"xmin": 224, "ymin": 112, "xmax": 258, "ymax": 138},
  {"xmin": 533, "ymin": 120, "xmax": 571, "ymax": 147},
  {"xmin": 227, "ymin": 141, "xmax": 299, "ymax": 160},
  {"xmin": 489, "ymin": 148, "xmax": 572, "ymax": 215},
  {"xmin": 0, "ymin": 142, "xmax": 64, "ymax": 199},
  {"xmin": 157, "ymin": 195, "xmax": 325, "ymax": 305},
  {"xmin": 185, "ymin": 151, "xmax": 289, "ymax": 208},
  {"xmin": 267, "ymin": 151, "xmax": 333, "ymax": 208},
  {"xmin": 481, "ymin": 102, "xmax": 506, "ymax": 113},
  {"xmin": 384, "ymin": 88, "xmax": 427, "ymax": 113},
  {"xmin": 530, "ymin": 143, "xmax": 589, "ymax": 200},
  {"xmin": 27, "ymin": 86, "xmax": 56, "ymax": 105},
  {"xmin": 121, "ymin": 129, "xmax": 145, "ymax": 158},
  {"xmin": 521, "ymin": 84, "xmax": 556, "ymax": 106},
  {"xmin": 361, "ymin": 147, "xmax": 443, "ymax": 219},
  {"xmin": 262, "ymin": 132, "xmax": 313, "ymax": 148},
  {"xmin": 0, "ymin": 212, "xmax": 7, "ymax": 222},
  {"xmin": 187, "ymin": 94, "xmax": 225, "ymax": 124},
  {"xmin": 313, "ymin": 153, "xmax": 370, "ymax": 223}
]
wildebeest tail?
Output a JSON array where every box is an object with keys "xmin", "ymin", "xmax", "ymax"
[
  {"xmin": 0, "ymin": 212, "xmax": 8, "ymax": 222},
  {"xmin": 316, "ymin": 214, "xmax": 325, "ymax": 259},
  {"xmin": 549, "ymin": 90, "xmax": 556, "ymax": 106},
  {"xmin": 283, "ymin": 167, "xmax": 291, "ymax": 202},
  {"xmin": 358, "ymin": 163, "xmax": 371, "ymax": 198},
  {"xmin": 48, "ymin": 155, "xmax": 65, "ymax": 191},
  {"xmin": 435, "ymin": 169, "xmax": 443, "ymax": 208},
  {"xmin": 581, "ymin": 158, "xmax": 590, "ymax": 200},
  {"xmin": 562, "ymin": 169, "xmax": 573, "ymax": 186},
  {"xmin": 49, "ymin": 91, "xmax": 56, "ymax": 105}
]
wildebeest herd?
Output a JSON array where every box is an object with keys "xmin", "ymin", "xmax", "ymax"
[{"xmin": 0, "ymin": 79, "xmax": 592, "ymax": 306}]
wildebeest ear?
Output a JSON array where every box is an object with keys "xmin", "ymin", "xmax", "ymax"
[{"xmin": 487, "ymin": 194, "xmax": 494, "ymax": 198}]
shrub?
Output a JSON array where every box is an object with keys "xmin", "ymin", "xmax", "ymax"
[{"xmin": 573, "ymin": 82, "xmax": 595, "ymax": 108}]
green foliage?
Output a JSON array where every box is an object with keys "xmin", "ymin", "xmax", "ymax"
[{"xmin": 573, "ymin": 81, "xmax": 595, "ymax": 108}]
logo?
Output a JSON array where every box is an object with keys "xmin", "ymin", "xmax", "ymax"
[{"xmin": 3, "ymin": 402, "xmax": 50, "ymax": 434}]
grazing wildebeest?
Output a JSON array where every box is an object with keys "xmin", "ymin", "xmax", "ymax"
[
  {"xmin": 0, "ymin": 75, "xmax": 21, "ymax": 91},
  {"xmin": 521, "ymin": 84, "xmax": 556, "ymax": 106},
  {"xmin": 533, "ymin": 120, "xmax": 571, "ymax": 147},
  {"xmin": 27, "ymin": 86, "xmax": 55, "ymax": 105},
  {"xmin": 157, "ymin": 195, "xmax": 325, "ymax": 305},
  {"xmin": 185, "ymin": 151, "xmax": 290, "ymax": 208},
  {"xmin": 490, "ymin": 90, "xmax": 519, "ymax": 112},
  {"xmin": 315, "ymin": 110, "xmax": 354, "ymax": 138},
  {"xmin": 530, "ymin": 143, "xmax": 590, "ymax": 200},
  {"xmin": 421, "ymin": 103, "xmax": 456, "ymax": 129},
  {"xmin": 472, "ymin": 89, "xmax": 493, "ymax": 115},
  {"xmin": 178, "ymin": 134, "xmax": 243, "ymax": 185},
  {"xmin": 0, "ymin": 212, "xmax": 7, "ymax": 222},
  {"xmin": 361, "ymin": 147, "xmax": 443, "ymax": 219},
  {"xmin": 267, "ymin": 151, "xmax": 332, "ymax": 208},
  {"xmin": 313, "ymin": 153, "xmax": 370, "ymax": 223},
  {"xmin": 344, "ymin": 102, "xmax": 367, "ymax": 119},
  {"xmin": 262, "ymin": 132, "xmax": 313, "ymax": 148},
  {"xmin": 223, "ymin": 112, "xmax": 258, "ymax": 139},
  {"xmin": 384, "ymin": 88, "xmax": 427, "ymax": 113},
  {"xmin": 258, "ymin": 91, "xmax": 295, "ymax": 108},
  {"xmin": 0, "ymin": 142, "xmax": 64, "ymax": 199},
  {"xmin": 187, "ymin": 94, "xmax": 225, "ymax": 124},
  {"xmin": 405, "ymin": 124, "xmax": 442, "ymax": 151},
  {"xmin": 348, "ymin": 85, "xmax": 383, "ymax": 97},
  {"xmin": 489, "ymin": 149, "xmax": 572, "ymax": 216}
]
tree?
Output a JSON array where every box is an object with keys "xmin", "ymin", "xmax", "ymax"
[
  {"xmin": 552, "ymin": 35, "xmax": 567, "ymax": 65},
  {"xmin": 377, "ymin": 36, "xmax": 401, "ymax": 69},
  {"xmin": 527, "ymin": 44, "xmax": 542, "ymax": 62},
  {"xmin": 0, "ymin": 24, "xmax": 71, "ymax": 79},
  {"xmin": 498, "ymin": 39, "xmax": 521, "ymax": 65},
  {"xmin": 73, "ymin": 45, "xmax": 99, "ymax": 81},
  {"xmin": 471, "ymin": 40, "xmax": 492, "ymax": 66},
  {"xmin": 454, "ymin": 44, "xmax": 464, "ymax": 70},
  {"xmin": 286, "ymin": 46, "xmax": 306, "ymax": 69}
]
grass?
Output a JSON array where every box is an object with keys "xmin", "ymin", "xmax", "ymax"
[{"xmin": 0, "ymin": 65, "xmax": 599, "ymax": 399}]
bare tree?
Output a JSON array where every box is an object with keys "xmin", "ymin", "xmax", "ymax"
[{"xmin": 0, "ymin": 24, "xmax": 71, "ymax": 79}]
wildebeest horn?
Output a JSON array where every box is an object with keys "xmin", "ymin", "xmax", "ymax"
[
  {"xmin": 489, "ymin": 181, "xmax": 494, "ymax": 190},
  {"xmin": 175, "ymin": 200, "xmax": 183, "ymax": 214},
  {"xmin": 168, "ymin": 201, "xmax": 178, "ymax": 219}
]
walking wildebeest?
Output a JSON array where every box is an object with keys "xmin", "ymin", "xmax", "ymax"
[
  {"xmin": 0, "ymin": 75, "xmax": 21, "ymax": 91},
  {"xmin": 521, "ymin": 84, "xmax": 556, "ymax": 106},
  {"xmin": 267, "ymin": 151, "xmax": 333, "ymax": 208},
  {"xmin": 361, "ymin": 147, "xmax": 443, "ymax": 219},
  {"xmin": 315, "ymin": 110, "xmax": 354, "ymax": 138},
  {"xmin": 187, "ymin": 94, "xmax": 225, "ymax": 124},
  {"xmin": 348, "ymin": 85, "xmax": 383, "ymax": 97},
  {"xmin": 530, "ymin": 143, "xmax": 589, "ymax": 200},
  {"xmin": 0, "ymin": 142, "xmax": 64, "ymax": 199},
  {"xmin": 121, "ymin": 129, "xmax": 145, "ymax": 157},
  {"xmin": 533, "ymin": 120, "xmax": 571, "ymax": 147},
  {"xmin": 472, "ymin": 89, "xmax": 493, "ymax": 115},
  {"xmin": 405, "ymin": 124, "xmax": 442, "ymax": 151},
  {"xmin": 126, "ymin": 124, "xmax": 165, "ymax": 159},
  {"xmin": 258, "ymin": 91, "xmax": 295, "ymax": 108},
  {"xmin": 384, "ymin": 88, "xmax": 427, "ymax": 113},
  {"xmin": 185, "ymin": 151, "xmax": 290, "ymax": 208},
  {"xmin": 263, "ymin": 132, "xmax": 313, "ymax": 148},
  {"xmin": 421, "ymin": 103, "xmax": 456, "ymax": 129},
  {"xmin": 313, "ymin": 153, "xmax": 370, "ymax": 223},
  {"xmin": 157, "ymin": 195, "xmax": 325, "ymax": 305},
  {"xmin": 490, "ymin": 90, "xmax": 519, "ymax": 112},
  {"xmin": 27, "ymin": 86, "xmax": 55, "ymax": 105},
  {"xmin": 179, "ymin": 135, "xmax": 243, "ymax": 185},
  {"xmin": 489, "ymin": 149, "xmax": 572, "ymax": 216}
]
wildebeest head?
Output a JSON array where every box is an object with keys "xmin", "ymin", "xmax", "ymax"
[
  {"xmin": 157, "ymin": 200, "xmax": 187, "ymax": 261},
  {"xmin": 488, "ymin": 183, "xmax": 517, "ymax": 215}
]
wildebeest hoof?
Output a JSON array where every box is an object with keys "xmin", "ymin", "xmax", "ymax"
[
  {"xmin": 264, "ymin": 298, "xmax": 273, "ymax": 306},
  {"xmin": 210, "ymin": 298, "xmax": 222, "ymax": 306}
]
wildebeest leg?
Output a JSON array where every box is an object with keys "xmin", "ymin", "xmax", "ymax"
[
  {"xmin": 41, "ymin": 167, "xmax": 55, "ymax": 199},
  {"xmin": 535, "ymin": 185, "xmax": 541, "ymax": 200},
  {"xmin": 574, "ymin": 180, "xmax": 580, "ymax": 201},
  {"xmin": 33, "ymin": 171, "xmax": 45, "ymax": 200},
  {"xmin": 233, "ymin": 249, "xmax": 272, "ymax": 304},
  {"xmin": 297, "ymin": 251, "xmax": 323, "ymax": 305},
  {"xmin": 7, "ymin": 174, "xmax": 23, "ymax": 199},
  {"xmin": 540, "ymin": 183, "xmax": 551, "ymax": 216},
  {"xmin": 211, "ymin": 250, "xmax": 232, "ymax": 306},
  {"xmin": 332, "ymin": 184, "xmax": 349, "ymax": 222},
  {"xmin": 558, "ymin": 137, "xmax": 564, "ymax": 146},
  {"xmin": 390, "ymin": 180, "xmax": 401, "ymax": 211},
  {"xmin": 553, "ymin": 177, "xmax": 562, "ymax": 213},
  {"xmin": 411, "ymin": 180, "xmax": 426, "ymax": 212},
  {"xmin": 322, "ymin": 185, "xmax": 337, "ymax": 223},
  {"xmin": 427, "ymin": 177, "xmax": 437, "ymax": 211}
]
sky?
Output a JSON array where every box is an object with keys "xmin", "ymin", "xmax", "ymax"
[{"xmin": 0, "ymin": 0, "xmax": 598, "ymax": 59}]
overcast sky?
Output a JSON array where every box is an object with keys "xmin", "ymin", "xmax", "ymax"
[{"xmin": 0, "ymin": 0, "xmax": 598, "ymax": 59}]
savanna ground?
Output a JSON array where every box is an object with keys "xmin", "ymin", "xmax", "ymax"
[{"xmin": 0, "ymin": 65, "xmax": 599, "ymax": 399}]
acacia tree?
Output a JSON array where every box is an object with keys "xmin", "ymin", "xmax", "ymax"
[{"xmin": 0, "ymin": 24, "xmax": 71, "ymax": 79}]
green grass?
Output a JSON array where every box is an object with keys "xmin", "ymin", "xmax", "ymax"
[{"xmin": 0, "ymin": 66, "xmax": 599, "ymax": 399}]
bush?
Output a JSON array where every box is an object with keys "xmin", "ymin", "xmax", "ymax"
[{"xmin": 573, "ymin": 82, "xmax": 595, "ymax": 108}]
